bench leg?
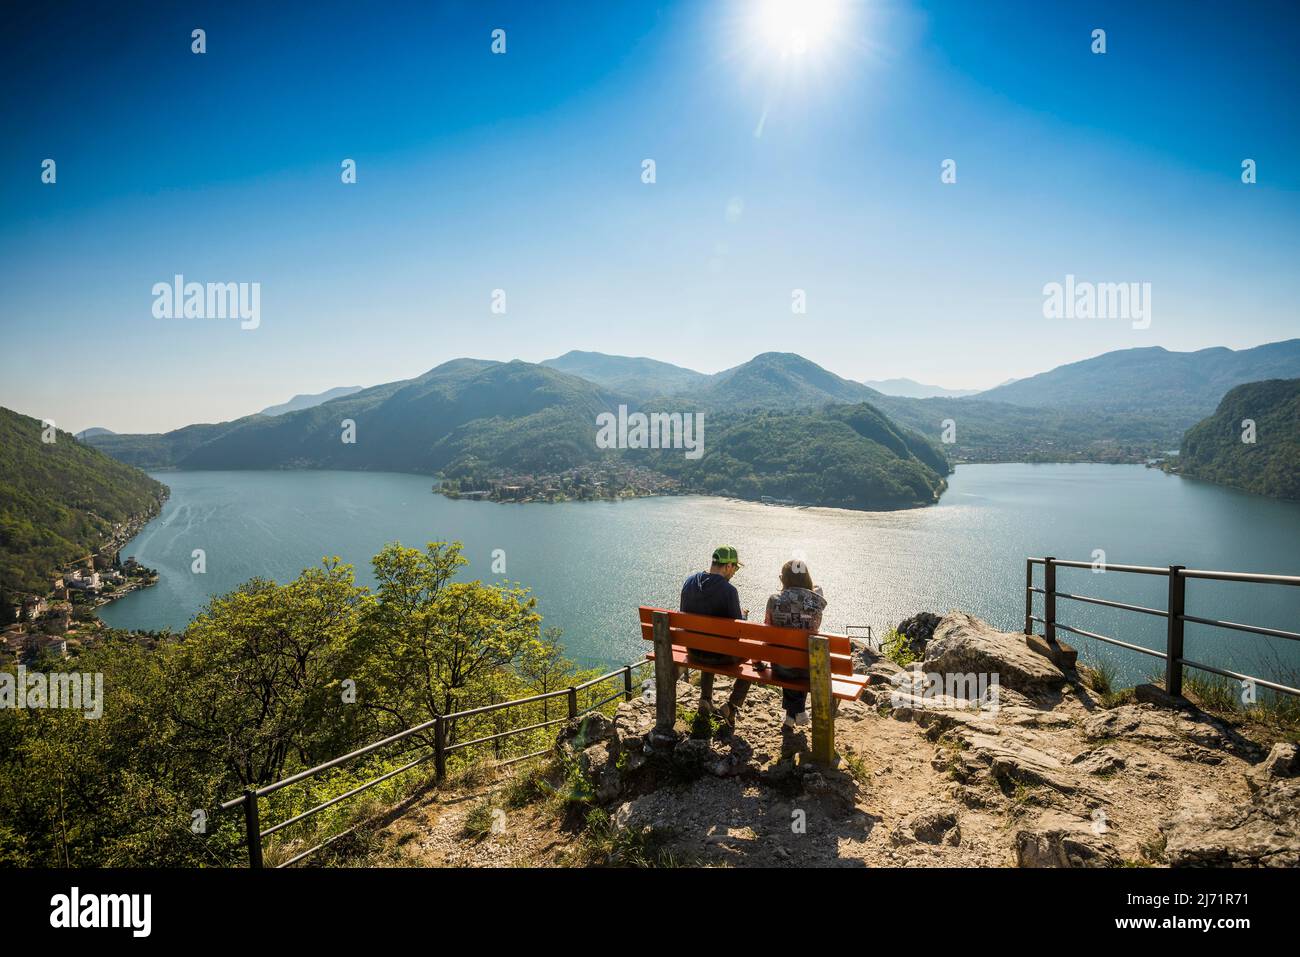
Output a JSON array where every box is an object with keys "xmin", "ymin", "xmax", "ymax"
[
  {"xmin": 809, "ymin": 635, "xmax": 835, "ymax": 766},
  {"xmin": 649, "ymin": 610, "xmax": 678, "ymax": 748}
]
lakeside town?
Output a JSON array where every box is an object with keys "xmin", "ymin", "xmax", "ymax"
[
  {"xmin": 0, "ymin": 509, "xmax": 162, "ymax": 667},
  {"xmin": 0, "ymin": 554, "xmax": 159, "ymax": 666},
  {"xmin": 437, "ymin": 463, "xmax": 681, "ymax": 504}
]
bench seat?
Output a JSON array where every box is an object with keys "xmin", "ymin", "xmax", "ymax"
[{"xmin": 646, "ymin": 648, "xmax": 869, "ymax": 701}]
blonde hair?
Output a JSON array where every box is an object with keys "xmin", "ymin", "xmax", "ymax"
[{"xmin": 780, "ymin": 559, "xmax": 814, "ymax": 591}]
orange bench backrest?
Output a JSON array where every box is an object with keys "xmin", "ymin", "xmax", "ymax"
[{"xmin": 638, "ymin": 606, "xmax": 854, "ymax": 675}]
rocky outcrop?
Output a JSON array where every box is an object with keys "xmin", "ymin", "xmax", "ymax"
[
  {"xmin": 540, "ymin": 612, "xmax": 1297, "ymax": 869},
  {"xmin": 1160, "ymin": 741, "xmax": 1300, "ymax": 867},
  {"xmin": 1015, "ymin": 812, "xmax": 1122, "ymax": 867},
  {"xmin": 1165, "ymin": 778, "xmax": 1300, "ymax": 867},
  {"xmin": 1082, "ymin": 703, "xmax": 1259, "ymax": 763},
  {"xmin": 920, "ymin": 612, "xmax": 1069, "ymax": 693},
  {"xmin": 893, "ymin": 612, "xmax": 942, "ymax": 659},
  {"xmin": 1245, "ymin": 741, "xmax": 1298, "ymax": 792}
]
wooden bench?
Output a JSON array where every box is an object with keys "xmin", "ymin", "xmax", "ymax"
[{"xmin": 638, "ymin": 606, "xmax": 868, "ymax": 764}]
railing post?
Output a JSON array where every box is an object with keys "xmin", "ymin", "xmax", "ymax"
[
  {"xmin": 1044, "ymin": 556, "xmax": 1057, "ymax": 644},
  {"xmin": 623, "ymin": 665, "xmax": 633, "ymax": 701},
  {"xmin": 808, "ymin": 635, "xmax": 835, "ymax": 766},
  {"xmin": 567, "ymin": 686, "xmax": 578, "ymax": 720},
  {"xmin": 650, "ymin": 610, "xmax": 678, "ymax": 746},
  {"xmin": 1166, "ymin": 565, "xmax": 1186, "ymax": 698},
  {"xmin": 434, "ymin": 714, "xmax": 446, "ymax": 784},
  {"xmin": 492, "ymin": 693, "xmax": 502, "ymax": 760},
  {"xmin": 243, "ymin": 789, "xmax": 263, "ymax": 869},
  {"xmin": 1024, "ymin": 559, "xmax": 1034, "ymax": 635}
]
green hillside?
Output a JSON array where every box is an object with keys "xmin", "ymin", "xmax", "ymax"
[
  {"xmin": 1179, "ymin": 379, "xmax": 1300, "ymax": 500},
  {"xmin": 0, "ymin": 407, "xmax": 168, "ymax": 594},
  {"xmin": 655, "ymin": 402, "xmax": 949, "ymax": 509},
  {"xmin": 686, "ymin": 352, "xmax": 878, "ymax": 410}
]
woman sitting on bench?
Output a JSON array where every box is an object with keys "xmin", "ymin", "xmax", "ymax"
[{"xmin": 765, "ymin": 559, "xmax": 828, "ymax": 728}]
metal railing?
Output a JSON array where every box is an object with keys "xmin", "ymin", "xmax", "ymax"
[
  {"xmin": 219, "ymin": 659, "xmax": 653, "ymax": 868},
  {"xmin": 1024, "ymin": 556, "xmax": 1300, "ymax": 700},
  {"xmin": 845, "ymin": 624, "xmax": 875, "ymax": 651}
]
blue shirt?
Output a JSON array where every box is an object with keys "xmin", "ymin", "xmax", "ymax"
[{"xmin": 679, "ymin": 571, "xmax": 742, "ymax": 620}]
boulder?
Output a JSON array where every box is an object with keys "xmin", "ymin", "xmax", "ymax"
[
  {"xmin": 1070, "ymin": 748, "xmax": 1126, "ymax": 776},
  {"xmin": 1164, "ymin": 779, "xmax": 1300, "ymax": 867},
  {"xmin": 895, "ymin": 612, "xmax": 943, "ymax": 659},
  {"xmin": 922, "ymin": 613, "xmax": 1067, "ymax": 693},
  {"xmin": 1015, "ymin": 812, "xmax": 1122, "ymax": 867},
  {"xmin": 1245, "ymin": 742, "xmax": 1299, "ymax": 793},
  {"xmin": 952, "ymin": 731, "xmax": 1077, "ymax": 793},
  {"xmin": 893, "ymin": 806, "xmax": 961, "ymax": 845},
  {"xmin": 1134, "ymin": 683, "xmax": 1191, "ymax": 710},
  {"xmin": 1024, "ymin": 633, "xmax": 1079, "ymax": 671},
  {"xmin": 1082, "ymin": 704, "xmax": 1254, "ymax": 762}
]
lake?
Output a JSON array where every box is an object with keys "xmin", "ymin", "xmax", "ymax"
[{"xmin": 98, "ymin": 465, "xmax": 1300, "ymax": 690}]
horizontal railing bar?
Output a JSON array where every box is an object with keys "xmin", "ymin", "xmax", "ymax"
[
  {"xmin": 1028, "ymin": 558, "xmax": 1169, "ymax": 575},
  {"xmin": 1055, "ymin": 591, "xmax": 1168, "ymax": 619},
  {"xmin": 1030, "ymin": 557, "xmax": 1300, "ymax": 586},
  {"xmin": 1026, "ymin": 586, "xmax": 1044, "ymax": 595},
  {"xmin": 445, "ymin": 715, "xmax": 570, "ymax": 754},
  {"xmin": 276, "ymin": 825, "xmax": 359, "ymax": 869},
  {"xmin": 1181, "ymin": 569, "xmax": 1300, "ymax": 586},
  {"xmin": 221, "ymin": 719, "xmax": 440, "ymax": 809},
  {"xmin": 1180, "ymin": 614, "xmax": 1300, "ymax": 643},
  {"xmin": 574, "ymin": 661, "xmax": 650, "ymax": 692},
  {"xmin": 1028, "ymin": 615, "xmax": 1044, "ymax": 624},
  {"xmin": 1053, "ymin": 622, "xmax": 1167, "ymax": 660},
  {"xmin": 260, "ymin": 752, "xmax": 431, "ymax": 838},
  {"xmin": 580, "ymin": 690, "xmax": 625, "ymax": 714},
  {"xmin": 446, "ymin": 688, "xmax": 574, "ymax": 721},
  {"xmin": 225, "ymin": 661, "xmax": 654, "ymax": 807},
  {"xmin": 1177, "ymin": 656, "xmax": 1300, "ymax": 698}
]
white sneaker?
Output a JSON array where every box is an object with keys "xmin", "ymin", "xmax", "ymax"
[
  {"xmin": 794, "ymin": 711, "xmax": 810, "ymax": 727},
  {"xmin": 782, "ymin": 714, "xmax": 797, "ymax": 729}
]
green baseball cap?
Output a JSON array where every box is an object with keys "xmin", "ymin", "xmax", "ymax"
[{"xmin": 712, "ymin": 545, "xmax": 742, "ymax": 567}]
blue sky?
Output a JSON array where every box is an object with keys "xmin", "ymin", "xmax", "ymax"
[{"xmin": 2, "ymin": 0, "xmax": 1297, "ymax": 433}]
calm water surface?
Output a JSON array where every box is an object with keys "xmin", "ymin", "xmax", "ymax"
[{"xmin": 99, "ymin": 465, "xmax": 1300, "ymax": 688}]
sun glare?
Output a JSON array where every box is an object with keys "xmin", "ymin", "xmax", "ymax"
[{"xmin": 756, "ymin": 0, "xmax": 842, "ymax": 57}]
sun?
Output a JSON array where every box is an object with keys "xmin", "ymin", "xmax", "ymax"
[{"xmin": 755, "ymin": 0, "xmax": 842, "ymax": 57}]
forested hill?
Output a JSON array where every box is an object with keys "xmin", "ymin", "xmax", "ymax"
[
  {"xmin": 0, "ymin": 406, "xmax": 168, "ymax": 594},
  {"xmin": 651, "ymin": 402, "xmax": 949, "ymax": 509},
  {"xmin": 1178, "ymin": 379, "xmax": 1300, "ymax": 501},
  {"xmin": 85, "ymin": 359, "xmax": 950, "ymax": 511}
]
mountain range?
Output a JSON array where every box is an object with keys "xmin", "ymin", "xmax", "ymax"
[
  {"xmin": 863, "ymin": 378, "xmax": 983, "ymax": 399},
  {"xmin": 258, "ymin": 386, "xmax": 364, "ymax": 417},
  {"xmin": 77, "ymin": 339, "xmax": 1300, "ymax": 509}
]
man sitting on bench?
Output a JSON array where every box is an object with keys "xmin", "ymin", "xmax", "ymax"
[{"xmin": 679, "ymin": 545, "xmax": 753, "ymax": 726}]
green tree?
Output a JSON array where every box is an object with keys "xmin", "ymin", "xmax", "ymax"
[
  {"xmin": 162, "ymin": 559, "xmax": 369, "ymax": 788},
  {"xmin": 358, "ymin": 542, "xmax": 542, "ymax": 743}
]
